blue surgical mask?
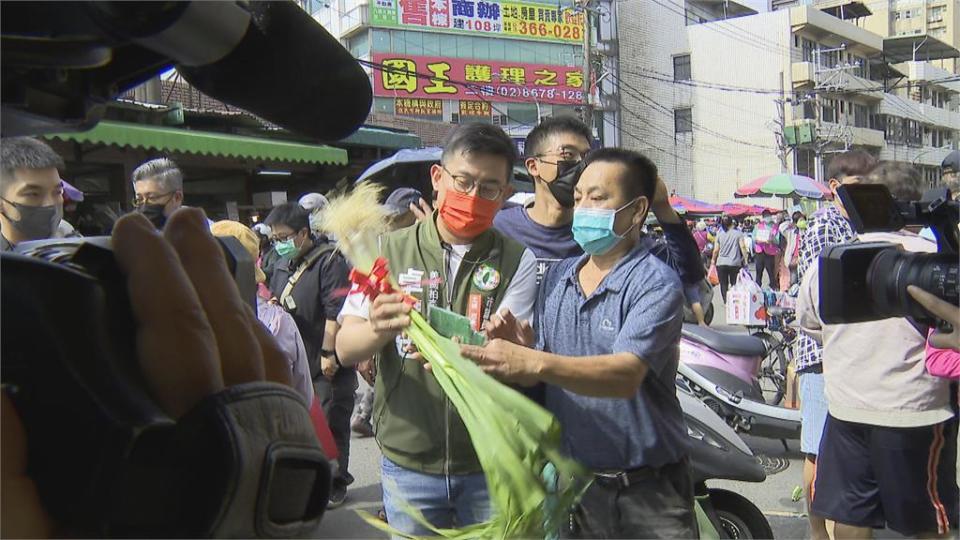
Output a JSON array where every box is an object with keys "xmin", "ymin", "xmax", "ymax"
[{"xmin": 572, "ymin": 197, "xmax": 641, "ymax": 255}]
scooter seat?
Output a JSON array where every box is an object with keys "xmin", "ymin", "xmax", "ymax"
[{"xmin": 682, "ymin": 324, "xmax": 767, "ymax": 357}]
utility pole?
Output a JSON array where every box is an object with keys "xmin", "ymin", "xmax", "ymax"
[
  {"xmin": 774, "ymin": 71, "xmax": 790, "ymax": 173},
  {"xmin": 579, "ymin": 0, "xmax": 593, "ymax": 132},
  {"xmin": 811, "ymin": 44, "xmax": 856, "ymax": 182}
]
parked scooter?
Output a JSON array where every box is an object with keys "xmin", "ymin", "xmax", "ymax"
[
  {"xmin": 678, "ymin": 322, "xmax": 801, "ymax": 442},
  {"xmin": 683, "ymin": 278, "xmax": 716, "ymax": 326},
  {"xmin": 679, "ymin": 383, "xmax": 774, "ymax": 539}
]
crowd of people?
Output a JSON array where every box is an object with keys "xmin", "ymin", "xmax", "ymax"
[
  {"xmin": 1, "ymin": 123, "xmax": 958, "ymax": 539},
  {"xmin": 684, "ymin": 207, "xmax": 809, "ymax": 302}
]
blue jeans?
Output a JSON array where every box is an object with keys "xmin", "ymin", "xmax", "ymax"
[
  {"xmin": 799, "ymin": 370, "xmax": 828, "ymax": 455},
  {"xmin": 380, "ymin": 456, "xmax": 491, "ymax": 536}
]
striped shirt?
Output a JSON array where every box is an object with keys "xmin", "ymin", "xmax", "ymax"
[{"xmin": 794, "ymin": 205, "xmax": 856, "ymax": 372}]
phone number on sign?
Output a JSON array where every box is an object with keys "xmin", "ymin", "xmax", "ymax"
[
  {"xmin": 513, "ymin": 21, "xmax": 582, "ymax": 40},
  {"xmin": 475, "ymin": 86, "xmax": 582, "ymax": 102}
]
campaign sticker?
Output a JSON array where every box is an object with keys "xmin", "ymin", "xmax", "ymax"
[{"xmin": 472, "ymin": 264, "xmax": 501, "ymax": 291}]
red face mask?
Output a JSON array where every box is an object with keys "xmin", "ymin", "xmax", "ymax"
[{"xmin": 438, "ymin": 190, "xmax": 499, "ymax": 238}]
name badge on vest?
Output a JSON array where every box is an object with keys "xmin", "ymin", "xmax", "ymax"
[{"xmin": 398, "ymin": 267, "xmax": 425, "ymax": 311}]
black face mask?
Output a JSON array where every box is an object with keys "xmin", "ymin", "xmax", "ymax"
[
  {"xmin": 138, "ymin": 204, "xmax": 168, "ymax": 230},
  {"xmin": 0, "ymin": 198, "xmax": 62, "ymax": 241},
  {"xmin": 540, "ymin": 159, "xmax": 582, "ymax": 208}
]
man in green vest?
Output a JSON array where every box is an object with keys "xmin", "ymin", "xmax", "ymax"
[{"xmin": 336, "ymin": 123, "xmax": 538, "ymax": 535}]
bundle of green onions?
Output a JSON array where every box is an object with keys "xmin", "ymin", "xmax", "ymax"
[{"xmin": 318, "ymin": 184, "xmax": 591, "ymax": 539}]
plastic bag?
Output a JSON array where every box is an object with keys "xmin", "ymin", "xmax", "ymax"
[
  {"xmin": 707, "ymin": 264, "xmax": 720, "ymax": 286},
  {"xmin": 726, "ymin": 269, "xmax": 766, "ymax": 326}
]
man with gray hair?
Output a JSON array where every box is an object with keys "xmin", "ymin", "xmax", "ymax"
[
  {"xmin": 132, "ymin": 157, "xmax": 185, "ymax": 229},
  {"xmin": 1, "ymin": 137, "xmax": 67, "ymax": 250}
]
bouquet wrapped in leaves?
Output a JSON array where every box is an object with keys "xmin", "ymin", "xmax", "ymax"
[{"xmin": 318, "ymin": 184, "xmax": 591, "ymax": 539}]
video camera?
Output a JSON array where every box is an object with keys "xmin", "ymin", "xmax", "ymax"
[
  {"xmin": 1, "ymin": 236, "xmax": 337, "ymax": 537},
  {"xmin": 819, "ymin": 184, "xmax": 959, "ymax": 326}
]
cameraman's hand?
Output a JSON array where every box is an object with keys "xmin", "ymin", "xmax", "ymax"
[
  {"xmin": 1, "ymin": 209, "xmax": 292, "ymax": 538},
  {"xmin": 908, "ymin": 285, "xmax": 960, "ymax": 351}
]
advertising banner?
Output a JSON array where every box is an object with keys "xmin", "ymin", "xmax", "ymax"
[
  {"xmin": 369, "ymin": 0, "xmax": 584, "ymax": 44},
  {"xmin": 395, "ymin": 97, "xmax": 444, "ymax": 116},
  {"xmin": 373, "ymin": 53, "xmax": 584, "ymax": 105},
  {"xmin": 459, "ymin": 100, "xmax": 492, "ymax": 116}
]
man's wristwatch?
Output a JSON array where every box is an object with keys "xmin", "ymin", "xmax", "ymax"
[{"xmin": 320, "ymin": 348, "xmax": 342, "ymax": 368}]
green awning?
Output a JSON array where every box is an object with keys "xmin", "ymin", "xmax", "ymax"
[
  {"xmin": 45, "ymin": 121, "xmax": 348, "ymax": 165},
  {"xmin": 338, "ymin": 127, "xmax": 420, "ymax": 149}
]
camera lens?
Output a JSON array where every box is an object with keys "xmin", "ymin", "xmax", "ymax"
[{"xmin": 868, "ymin": 248, "xmax": 959, "ymax": 322}]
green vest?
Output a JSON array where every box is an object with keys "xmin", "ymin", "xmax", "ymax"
[{"xmin": 373, "ymin": 214, "xmax": 527, "ymax": 475}]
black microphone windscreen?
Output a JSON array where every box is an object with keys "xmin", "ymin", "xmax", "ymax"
[{"xmin": 179, "ymin": 1, "xmax": 372, "ymax": 142}]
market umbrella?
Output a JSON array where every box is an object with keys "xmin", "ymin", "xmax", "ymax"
[
  {"xmin": 356, "ymin": 147, "xmax": 531, "ymax": 196},
  {"xmin": 356, "ymin": 147, "xmax": 441, "ymax": 183},
  {"xmin": 669, "ymin": 195, "xmax": 723, "ymax": 215},
  {"xmin": 721, "ymin": 203, "xmax": 779, "ymax": 217},
  {"xmin": 735, "ymin": 173, "xmax": 832, "ymax": 200}
]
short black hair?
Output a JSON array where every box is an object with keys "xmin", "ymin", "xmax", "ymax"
[
  {"xmin": 721, "ymin": 215, "xmax": 733, "ymax": 230},
  {"xmin": 580, "ymin": 147, "xmax": 658, "ymax": 200},
  {"xmin": 866, "ymin": 161, "xmax": 923, "ymax": 201},
  {"xmin": 524, "ymin": 116, "xmax": 592, "ymax": 158},
  {"xmin": 264, "ymin": 202, "xmax": 310, "ymax": 233},
  {"xmin": 1, "ymin": 137, "xmax": 64, "ymax": 192},
  {"xmin": 441, "ymin": 123, "xmax": 517, "ymax": 178},
  {"xmin": 826, "ymin": 150, "xmax": 876, "ymax": 182}
]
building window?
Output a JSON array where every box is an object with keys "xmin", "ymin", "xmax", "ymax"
[
  {"xmin": 673, "ymin": 55, "xmax": 691, "ymax": 81},
  {"xmin": 674, "ymin": 108, "xmax": 693, "ymax": 134},
  {"xmin": 505, "ymin": 103, "xmax": 538, "ymax": 126},
  {"xmin": 929, "ymin": 6, "xmax": 944, "ymax": 22},
  {"xmin": 373, "ymin": 97, "xmax": 395, "ymax": 114},
  {"xmin": 802, "ymin": 38, "xmax": 815, "ymax": 63},
  {"xmin": 348, "ymin": 32, "xmax": 369, "ymax": 58},
  {"xmin": 854, "ymin": 104, "xmax": 867, "ymax": 128},
  {"xmin": 821, "ymin": 98, "xmax": 837, "ymax": 123},
  {"xmin": 932, "ymin": 129, "xmax": 943, "ymax": 148}
]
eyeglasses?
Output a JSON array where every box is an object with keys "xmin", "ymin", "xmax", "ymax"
[
  {"xmin": 132, "ymin": 191, "xmax": 175, "ymax": 208},
  {"xmin": 537, "ymin": 148, "xmax": 587, "ymax": 162},
  {"xmin": 442, "ymin": 166, "xmax": 504, "ymax": 201},
  {"xmin": 271, "ymin": 231, "xmax": 298, "ymax": 243}
]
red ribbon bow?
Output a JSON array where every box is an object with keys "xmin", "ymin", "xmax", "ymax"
[{"xmin": 348, "ymin": 257, "xmax": 417, "ymax": 306}]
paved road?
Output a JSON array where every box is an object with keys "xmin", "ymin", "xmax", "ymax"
[{"xmin": 313, "ymin": 283, "xmax": 909, "ymax": 538}]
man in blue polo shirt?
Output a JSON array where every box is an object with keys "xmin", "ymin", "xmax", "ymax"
[{"xmin": 461, "ymin": 148, "xmax": 695, "ymax": 538}]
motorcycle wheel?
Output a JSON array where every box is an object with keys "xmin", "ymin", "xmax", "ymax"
[
  {"xmin": 708, "ymin": 489, "xmax": 773, "ymax": 539},
  {"xmin": 704, "ymin": 303, "xmax": 714, "ymax": 326},
  {"xmin": 753, "ymin": 332, "xmax": 787, "ymax": 405}
]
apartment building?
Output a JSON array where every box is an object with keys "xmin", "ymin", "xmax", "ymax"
[{"xmin": 618, "ymin": 1, "xmax": 958, "ymax": 202}]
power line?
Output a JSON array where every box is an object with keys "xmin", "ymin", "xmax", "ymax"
[
  {"xmin": 636, "ymin": 0, "xmax": 793, "ymax": 58},
  {"xmin": 661, "ymin": 0, "xmax": 794, "ymax": 56},
  {"xmin": 620, "ymin": 63, "xmax": 960, "ymax": 96},
  {"xmin": 612, "ymin": 70, "xmax": 779, "ymax": 149}
]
